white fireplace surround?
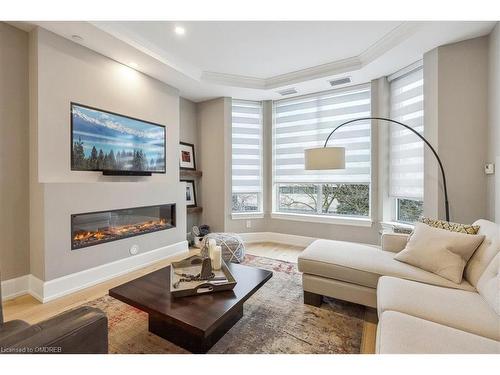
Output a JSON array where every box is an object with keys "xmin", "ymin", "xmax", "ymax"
[
  {"xmin": 28, "ymin": 181, "xmax": 187, "ymax": 290},
  {"xmin": 2, "ymin": 181, "xmax": 188, "ymax": 302}
]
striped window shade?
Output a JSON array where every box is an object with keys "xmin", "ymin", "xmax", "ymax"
[
  {"xmin": 231, "ymin": 99, "xmax": 263, "ymax": 197},
  {"xmin": 273, "ymin": 84, "xmax": 371, "ymax": 184},
  {"xmin": 389, "ymin": 64, "xmax": 424, "ymax": 200}
]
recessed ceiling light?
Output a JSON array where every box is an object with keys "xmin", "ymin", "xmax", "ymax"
[
  {"xmin": 129, "ymin": 62, "xmax": 138, "ymax": 69},
  {"xmin": 71, "ymin": 34, "xmax": 83, "ymax": 42},
  {"xmin": 174, "ymin": 26, "xmax": 186, "ymax": 36}
]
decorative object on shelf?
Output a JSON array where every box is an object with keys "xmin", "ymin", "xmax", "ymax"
[
  {"xmin": 179, "ymin": 142, "xmax": 196, "ymax": 170},
  {"xmin": 182, "ymin": 179, "xmax": 197, "ymax": 207},
  {"xmin": 71, "ymin": 102, "xmax": 166, "ymax": 174},
  {"xmin": 169, "ymin": 255, "xmax": 237, "ymax": 298},
  {"xmin": 202, "ymin": 233, "xmax": 245, "ymax": 263},
  {"xmin": 304, "ymin": 117, "xmax": 451, "ymax": 222}
]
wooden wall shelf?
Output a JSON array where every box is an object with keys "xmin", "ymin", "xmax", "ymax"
[
  {"xmin": 187, "ymin": 206, "xmax": 203, "ymax": 214},
  {"xmin": 180, "ymin": 170, "xmax": 202, "ymax": 178}
]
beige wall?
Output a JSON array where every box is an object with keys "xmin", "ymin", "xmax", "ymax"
[
  {"xmin": 198, "ymin": 98, "xmax": 228, "ymax": 232},
  {"xmin": 197, "ymin": 96, "xmax": 380, "ymax": 244},
  {"xmin": 0, "ymin": 23, "xmax": 29, "ymax": 281},
  {"xmin": 30, "ymin": 28, "xmax": 185, "ymax": 281},
  {"xmin": 179, "ymin": 97, "xmax": 202, "ymax": 232},
  {"xmin": 488, "ymin": 23, "xmax": 500, "ymax": 221},
  {"xmin": 424, "ymin": 36, "xmax": 490, "ymax": 224}
]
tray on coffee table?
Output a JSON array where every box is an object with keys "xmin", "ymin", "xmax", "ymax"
[{"xmin": 170, "ymin": 255, "xmax": 237, "ymax": 298}]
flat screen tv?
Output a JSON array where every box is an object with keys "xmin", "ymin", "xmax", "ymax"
[{"xmin": 71, "ymin": 103, "xmax": 166, "ymax": 174}]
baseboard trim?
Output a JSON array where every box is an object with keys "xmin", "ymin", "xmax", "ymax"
[
  {"xmin": 1, "ymin": 275, "xmax": 30, "ymax": 301},
  {"xmin": 239, "ymin": 232, "xmax": 316, "ymax": 247},
  {"xmin": 2, "ymin": 240, "xmax": 189, "ymax": 303}
]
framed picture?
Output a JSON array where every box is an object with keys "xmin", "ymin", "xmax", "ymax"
[
  {"xmin": 182, "ymin": 180, "xmax": 197, "ymax": 207},
  {"xmin": 179, "ymin": 142, "xmax": 196, "ymax": 170}
]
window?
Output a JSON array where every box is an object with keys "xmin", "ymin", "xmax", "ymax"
[
  {"xmin": 273, "ymin": 84, "xmax": 371, "ymax": 219},
  {"xmin": 389, "ymin": 63, "xmax": 424, "ymax": 223},
  {"xmin": 231, "ymin": 100, "xmax": 263, "ymax": 213}
]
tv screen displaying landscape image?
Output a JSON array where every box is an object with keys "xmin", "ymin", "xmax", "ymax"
[{"xmin": 71, "ymin": 103, "xmax": 166, "ymax": 173}]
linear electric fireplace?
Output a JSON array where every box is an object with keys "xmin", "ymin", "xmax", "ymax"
[{"xmin": 71, "ymin": 204, "xmax": 176, "ymax": 250}]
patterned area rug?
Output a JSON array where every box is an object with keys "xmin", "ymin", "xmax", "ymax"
[{"xmin": 86, "ymin": 254, "xmax": 366, "ymax": 354}]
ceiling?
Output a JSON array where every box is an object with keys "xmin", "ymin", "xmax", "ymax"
[{"xmin": 20, "ymin": 21, "xmax": 498, "ymax": 102}]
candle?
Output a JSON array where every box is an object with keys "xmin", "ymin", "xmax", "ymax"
[
  {"xmin": 212, "ymin": 245, "xmax": 222, "ymax": 270},
  {"xmin": 207, "ymin": 239, "xmax": 216, "ymax": 258}
]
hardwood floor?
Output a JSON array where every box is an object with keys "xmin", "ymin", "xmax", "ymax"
[
  {"xmin": 3, "ymin": 242, "xmax": 377, "ymax": 354},
  {"xmin": 245, "ymin": 241, "xmax": 304, "ymax": 263}
]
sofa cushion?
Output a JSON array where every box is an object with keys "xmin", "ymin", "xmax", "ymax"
[
  {"xmin": 477, "ymin": 253, "xmax": 500, "ymax": 315},
  {"xmin": 297, "ymin": 239, "xmax": 475, "ymax": 291},
  {"xmin": 465, "ymin": 219, "xmax": 500, "ymax": 287},
  {"xmin": 377, "ymin": 276, "xmax": 500, "ymax": 340},
  {"xmin": 419, "ymin": 217, "xmax": 480, "ymax": 234},
  {"xmin": 376, "ymin": 311, "xmax": 500, "ymax": 354},
  {"xmin": 394, "ymin": 223, "xmax": 484, "ymax": 283}
]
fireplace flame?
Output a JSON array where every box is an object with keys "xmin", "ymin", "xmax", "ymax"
[{"xmin": 72, "ymin": 218, "xmax": 169, "ymax": 248}]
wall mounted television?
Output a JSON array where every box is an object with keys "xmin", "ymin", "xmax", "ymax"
[{"xmin": 71, "ymin": 103, "xmax": 166, "ymax": 175}]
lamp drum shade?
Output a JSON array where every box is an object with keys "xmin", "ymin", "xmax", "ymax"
[{"xmin": 304, "ymin": 147, "xmax": 346, "ymax": 170}]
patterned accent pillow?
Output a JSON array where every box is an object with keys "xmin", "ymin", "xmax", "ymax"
[{"xmin": 418, "ymin": 217, "xmax": 480, "ymax": 235}]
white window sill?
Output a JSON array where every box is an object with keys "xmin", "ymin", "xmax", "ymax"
[
  {"xmin": 270, "ymin": 212, "xmax": 373, "ymax": 227},
  {"xmin": 380, "ymin": 221, "xmax": 415, "ymax": 230},
  {"xmin": 231, "ymin": 212, "xmax": 265, "ymax": 220}
]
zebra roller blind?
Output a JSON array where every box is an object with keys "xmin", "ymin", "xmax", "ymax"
[
  {"xmin": 389, "ymin": 64, "xmax": 424, "ymax": 200},
  {"xmin": 273, "ymin": 84, "xmax": 371, "ymax": 184},
  {"xmin": 231, "ymin": 99, "xmax": 263, "ymax": 196}
]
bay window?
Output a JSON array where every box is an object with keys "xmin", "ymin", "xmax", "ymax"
[
  {"xmin": 389, "ymin": 63, "xmax": 424, "ymax": 223},
  {"xmin": 231, "ymin": 99, "xmax": 263, "ymax": 214},
  {"xmin": 272, "ymin": 84, "xmax": 372, "ymax": 219}
]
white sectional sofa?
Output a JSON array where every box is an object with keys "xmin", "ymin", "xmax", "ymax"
[{"xmin": 297, "ymin": 219, "xmax": 500, "ymax": 354}]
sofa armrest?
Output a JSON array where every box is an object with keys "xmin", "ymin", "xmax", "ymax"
[
  {"xmin": 3, "ymin": 306, "xmax": 108, "ymax": 354},
  {"xmin": 381, "ymin": 233, "xmax": 410, "ymax": 253}
]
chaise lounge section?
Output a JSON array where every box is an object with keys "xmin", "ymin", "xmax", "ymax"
[{"xmin": 298, "ymin": 219, "xmax": 500, "ymax": 353}]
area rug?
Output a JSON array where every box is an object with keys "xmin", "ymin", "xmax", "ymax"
[{"xmin": 85, "ymin": 254, "xmax": 366, "ymax": 354}]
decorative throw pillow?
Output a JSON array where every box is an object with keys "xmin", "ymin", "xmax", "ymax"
[
  {"xmin": 395, "ymin": 223, "xmax": 485, "ymax": 283},
  {"xmin": 419, "ymin": 217, "xmax": 480, "ymax": 235}
]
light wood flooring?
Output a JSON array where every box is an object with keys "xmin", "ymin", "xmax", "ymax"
[{"xmin": 3, "ymin": 242, "xmax": 377, "ymax": 354}]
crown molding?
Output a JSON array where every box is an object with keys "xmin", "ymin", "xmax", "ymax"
[
  {"xmin": 202, "ymin": 22, "xmax": 422, "ymax": 90},
  {"xmin": 201, "ymin": 72, "xmax": 267, "ymax": 89},
  {"xmin": 33, "ymin": 20, "xmax": 422, "ymax": 94},
  {"xmin": 359, "ymin": 22, "xmax": 421, "ymax": 64},
  {"xmin": 265, "ymin": 56, "xmax": 362, "ymax": 89}
]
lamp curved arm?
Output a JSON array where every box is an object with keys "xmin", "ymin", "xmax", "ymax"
[{"xmin": 324, "ymin": 117, "xmax": 450, "ymax": 222}]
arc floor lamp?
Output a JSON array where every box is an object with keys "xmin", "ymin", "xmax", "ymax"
[{"xmin": 304, "ymin": 117, "xmax": 450, "ymax": 222}]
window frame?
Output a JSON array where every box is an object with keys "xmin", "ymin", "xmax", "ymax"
[
  {"xmin": 388, "ymin": 61, "xmax": 425, "ymax": 224},
  {"xmin": 271, "ymin": 84, "xmax": 373, "ymax": 225},
  {"xmin": 395, "ymin": 197, "xmax": 424, "ymax": 224},
  {"xmin": 231, "ymin": 99, "xmax": 264, "ymax": 216}
]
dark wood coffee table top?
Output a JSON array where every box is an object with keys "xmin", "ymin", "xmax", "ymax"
[{"xmin": 109, "ymin": 262, "xmax": 272, "ymax": 337}]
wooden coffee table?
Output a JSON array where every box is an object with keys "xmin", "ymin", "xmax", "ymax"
[{"xmin": 109, "ymin": 262, "xmax": 272, "ymax": 353}]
